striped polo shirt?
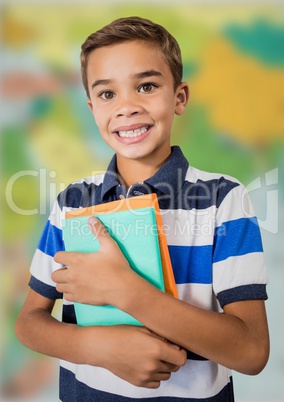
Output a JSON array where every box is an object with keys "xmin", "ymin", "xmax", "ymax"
[{"xmin": 29, "ymin": 146, "xmax": 268, "ymax": 401}]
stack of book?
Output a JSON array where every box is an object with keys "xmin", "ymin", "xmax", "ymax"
[{"xmin": 62, "ymin": 193, "xmax": 177, "ymax": 326}]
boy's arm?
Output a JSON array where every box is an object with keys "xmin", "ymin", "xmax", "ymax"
[
  {"xmin": 120, "ymin": 281, "xmax": 269, "ymax": 375},
  {"xmin": 15, "ymin": 288, "xmax": 186, "ymax": 388},
  {"xmin": 53, "ymin": 217, "xmax": 269, "ymax": 375}
]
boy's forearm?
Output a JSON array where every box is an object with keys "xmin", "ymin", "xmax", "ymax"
[
  {"xmin": 15, "ymin": 306, "xmax": 88, "ymax": 364},
  {"xmin": 117, "ymin": 275, "xmax": 269, "ymax": 375},
  {"xmin": 14, "ymin": 289, "xmax": 105, "ymax": 365}
]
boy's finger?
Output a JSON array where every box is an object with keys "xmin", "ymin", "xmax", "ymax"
[
  {"xmin": 54, "ymin": 250, "xmax": 82, "ymax": 265},
  {"xmin": 51, "ymin": 266, "xmax": 68, "ymax": 283},
  {"xmin": 162, "ymin": 344, "xmax": 187, "ymax": 367}
]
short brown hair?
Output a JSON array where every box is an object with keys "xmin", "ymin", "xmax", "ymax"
[{"xmin": 80, "ymin": 16, "xmax": 183, "ymax": 98}]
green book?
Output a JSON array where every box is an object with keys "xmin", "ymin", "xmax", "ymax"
[{"xmin": 62, "ymin": 206, "xmax": 165, "ymax": 326}]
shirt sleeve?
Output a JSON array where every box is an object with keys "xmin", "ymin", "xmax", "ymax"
[
  {"xmin": 28, "ymin": 199, "xmax": 64, "ymax": 300},
  {"xmin": 212, "ymin": 181, "xmax": 268, "ymax": 308}
]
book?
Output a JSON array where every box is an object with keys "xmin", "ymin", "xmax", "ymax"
[{"xmin": 62, "ymin": 193, "xmax": 177, "ymax": 326}]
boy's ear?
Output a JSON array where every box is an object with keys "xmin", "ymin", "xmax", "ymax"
[
  {"xmin": 87, "ymin": 98, "xmax": 94, "ymax": 113},
  {"xmin": 175, "ymin": 82, "xmax": 189, "ymax": 115}
]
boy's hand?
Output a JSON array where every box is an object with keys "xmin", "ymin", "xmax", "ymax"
[
  {"xmin": 53, "ymin": 217, "xmax": 137, "ymax": 306},
  {"xmin": 82, "ymin": 325, "xmax": 187, "ymax": 388}
]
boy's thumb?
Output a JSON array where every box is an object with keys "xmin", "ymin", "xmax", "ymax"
[
  {"xmin": 88, "ymin": 216, "xmax": 110, "ymax": 247},
  {"xmin": 88, "ymin": 216, "xmax": 99, "ymax": 228}
]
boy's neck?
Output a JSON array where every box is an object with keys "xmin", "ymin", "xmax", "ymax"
[{"xmin": 116, "ymin": 151, "xmax": 171, "ymax": 189}]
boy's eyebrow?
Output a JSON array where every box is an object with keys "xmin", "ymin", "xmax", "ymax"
[
  {"xmin": 91, "ymin": 79, "xmax": 111, "ymax": 90},
  {"xmin": 91, "ymin": 70, "xmax": 163, "ymax": 90},
  {"xmin": 133, "ymin": 70, "xmax": 163, "ymax": 79}
]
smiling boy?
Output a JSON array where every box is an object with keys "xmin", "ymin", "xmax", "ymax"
[{"xmin": 15, "ymin": 17, "xmax": 269, "ymax": 401}]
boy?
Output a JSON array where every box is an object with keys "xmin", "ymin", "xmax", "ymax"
[{"xmin": 15, "ymin": 16, "xmax": 269, "ymax": 401}]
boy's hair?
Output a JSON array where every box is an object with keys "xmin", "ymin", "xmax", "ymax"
[{"xmin": 80, "ymin": 16, "xmax": 183, "ymax": 98}]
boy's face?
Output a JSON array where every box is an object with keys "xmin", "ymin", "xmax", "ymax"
[{"xmin": 87, "ymin": 40, "xmax": 188, "ymax": 166}]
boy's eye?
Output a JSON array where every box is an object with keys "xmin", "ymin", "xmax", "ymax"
[
  {"xmin": 99, "ymin": 91, "xmax": 115, "ymax": 100},
  {"xmin": 139, "ymin": 83, "xmax": 156, "ymax": 93}
]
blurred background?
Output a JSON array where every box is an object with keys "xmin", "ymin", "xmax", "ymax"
[{"xmin": 1, "ymin": 0, "xmax": 283, "ymax": 400}]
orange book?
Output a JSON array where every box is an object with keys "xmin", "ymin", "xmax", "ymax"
[{"xmin": 65, "ymin": 193, "xmax": 177, "ymax": 299}]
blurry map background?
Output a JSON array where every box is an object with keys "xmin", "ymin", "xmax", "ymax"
[{"xmin": 1, "ymin": 0, "xmax": 284, "ymax": 400}]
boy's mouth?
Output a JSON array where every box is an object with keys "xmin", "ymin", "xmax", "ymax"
[{"xmin": 115, "ymin": 125, "xmax": 151, "ymax": 138}]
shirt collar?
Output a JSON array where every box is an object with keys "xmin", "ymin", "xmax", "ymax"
[{"xmin": 101, "ymin": 146, "xmax": 189, "ymax": 203}]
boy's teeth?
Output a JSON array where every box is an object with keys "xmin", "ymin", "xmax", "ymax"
[{"xmin": 118, "ymin": 126, "xmax": 148, "ymax": 138}]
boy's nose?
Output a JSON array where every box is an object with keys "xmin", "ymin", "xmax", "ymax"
[{"xmin": 115, "ymin": 97, "xmax": 144, "ymax": 118}]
